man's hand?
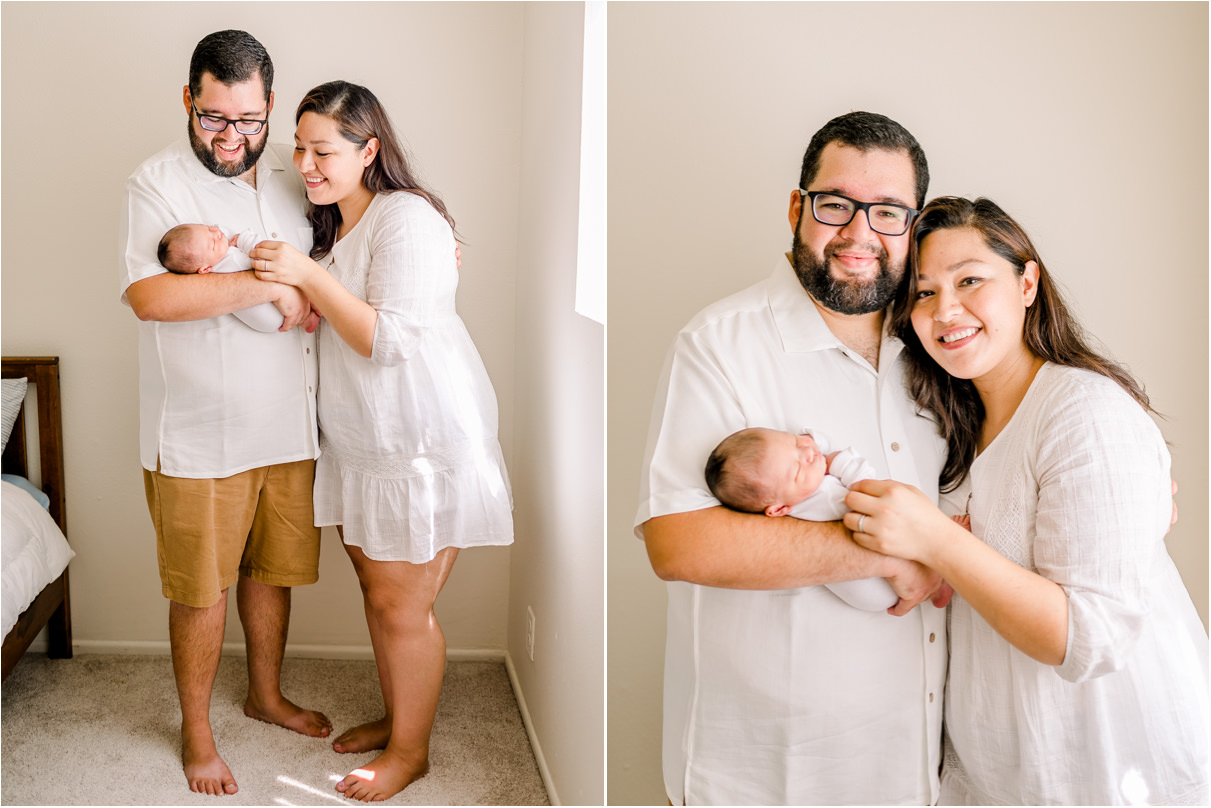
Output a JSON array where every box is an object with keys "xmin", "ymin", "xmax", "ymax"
[
  {"xmin": 302, "ymin": 303, "xmax": 322, "ymax": 334},
  {"xmin": 883, "ymin": 556, "xmax": 945, "ymax": 616},
  {"xmin": 271, "ymin": 284, "xmax": 312, "ymax": 331}
]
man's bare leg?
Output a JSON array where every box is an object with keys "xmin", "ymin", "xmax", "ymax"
[
  {"xmin": 333, "ymin": 532, "xmax": 393, "ymax": 754},
  {"xmin": 170, "ymin": 591, "xmax": 238, "ymax": 796},
  {"xmin": 336, "ymin": 546, "xmax": 458, "ymax": 801},
  {"xmin": 237, "ymin": 575, "xmax": 332, "ymax": 737}
]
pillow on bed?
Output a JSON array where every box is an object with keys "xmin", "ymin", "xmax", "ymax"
[
  {"xmin": 1, "ymin": 377, "xmax": 27, "ymax": 453},
  {"xmin": 1, "ymin": 474, "xmax": 49, "ymax": 510}
]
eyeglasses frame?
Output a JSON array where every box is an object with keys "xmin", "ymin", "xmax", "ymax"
[
  {"xmin": 191, "ymin": 100, "xmax": 269, "ymax": 136},
  {"xmin": 799, "ymin": 189, "xmax": 920, "ymax": 237}
]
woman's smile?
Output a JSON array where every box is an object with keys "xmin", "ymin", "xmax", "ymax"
[{"xmin": 937, "ymin": 325, "xmax": 981, "ymax": 347}]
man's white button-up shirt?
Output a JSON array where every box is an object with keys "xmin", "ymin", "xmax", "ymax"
[
  {"xmin": 635, "ymin": 256, "xmax": 948, "ymax": 805},
  {"xmin": 120, "ymin": 140, "xmax": 318, "ymax": 478}
]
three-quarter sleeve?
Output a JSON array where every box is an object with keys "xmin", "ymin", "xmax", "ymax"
[
  {"xmin": 1032, "ymin": 379, "xmax": 1172, "ymax": 683},
  {"xmin": 364, "ymin": 194, "xmax": 457, "ymax": 366}
]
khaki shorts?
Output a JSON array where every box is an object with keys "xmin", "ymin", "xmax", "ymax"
[{"xmin": 143, "ymin": 459, "xmax": 321, "ymax": 607}]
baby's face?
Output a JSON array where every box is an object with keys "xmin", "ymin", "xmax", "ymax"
[
  {"xmin": 180, "ymin": 224, "xmax": 229, "ymax": 267},
  {"xmin": 753, "ymin": 429, "xmax": 828, "ymax": 512}
]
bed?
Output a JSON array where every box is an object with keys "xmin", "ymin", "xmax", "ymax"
[{"xmin": 2, "ymin": 356, "xmax": 73, "ymax": 681}]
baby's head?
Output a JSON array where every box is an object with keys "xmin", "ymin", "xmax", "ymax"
[
  {"xmin": 158, "ymin": 224, "xmax": 228, "ymax": 274},
  {"xmin": 705, "ymin": 427, "xmax": 828, "ymax": 517}
]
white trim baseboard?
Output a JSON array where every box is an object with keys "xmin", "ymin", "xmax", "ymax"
[
  {"xmin": 505, "ymin": 650, "xmax": 560, "ymax": 806},
  {"xmin": 66, "ymin": 639, "xmax": 505, "ymax": 663}
]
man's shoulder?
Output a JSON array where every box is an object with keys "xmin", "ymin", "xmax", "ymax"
[
  {"xmin": 679, "ymin": 271, "xmax": 777, "ymax": 337},
  {"xmin": 127, "ymin": 140, "xmax": 195, "ymax": 180}
]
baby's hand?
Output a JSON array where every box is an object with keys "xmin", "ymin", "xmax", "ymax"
[{"xmin": 824, "ymin": 450, "xmax": 841, "ymax": 472}]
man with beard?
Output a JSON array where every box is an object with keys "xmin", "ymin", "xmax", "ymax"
[
  {"xmin": 120, "ymin": 30, "xmax": 329, "ymax": 796},
  {"xmin": 634, "ymin": 112, "xmax": 951, "ymax": 805}
]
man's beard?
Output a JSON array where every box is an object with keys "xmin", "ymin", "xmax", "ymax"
[
  {"xmin": 791, "ymin": 224, "xmax": 904, "ymax": 316},
  {"xmin": 188, "ymin": 120, "xmax": 267, "ymax": 178}
]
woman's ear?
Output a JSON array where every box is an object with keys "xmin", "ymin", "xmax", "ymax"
[
  {"xmin": 1022, "ymin": 260, "xmax": 1040, "ymax": 307},
  {"xmin": 362, "ymin": 137, "xmax": 380, "ymax": 167}
]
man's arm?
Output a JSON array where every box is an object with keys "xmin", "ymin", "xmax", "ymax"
[
  {"xmin": 126, "ymin": 271, "xmax": 312, "ymax": 331},
  {"xmin": 643, "ymin": 506, "xmax": 942, "ymax": 614}
]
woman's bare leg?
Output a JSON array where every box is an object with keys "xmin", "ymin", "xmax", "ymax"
[
  {"xmin": 336, "ymin": 544, "xmax": 459, "ymax": 801},
  {"xmin": 333, "ymin": 529, "xmax": 394, "ymax": 754}
]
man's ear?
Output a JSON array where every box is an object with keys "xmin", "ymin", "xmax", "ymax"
[
  {"xmin": 766, "ymin": 504, "xmax": 790, "ymax": 517},
  {"xmin": 183, "ymin": 85, "xmax": 192, "ymax": 117},
  {"xmin": 266, "ymin": 90, "xmax": 275, "ymax": 116},
  {"xmin": 788, "ymin": 190, "xmax": 803, "ymax": 234}
]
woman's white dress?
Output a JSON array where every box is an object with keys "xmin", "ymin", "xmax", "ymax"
[
  {"xmin": 939, "ymin": 362, "xmax": 1208, "ymax": 805},
  {"xmin": 313, "ymin": 191, "xmax": 513, "ymax": 563}
]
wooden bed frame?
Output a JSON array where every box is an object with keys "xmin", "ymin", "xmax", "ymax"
[{"xmin": 1, "ymin": 356, "xmax": 71, "ymax": 681}]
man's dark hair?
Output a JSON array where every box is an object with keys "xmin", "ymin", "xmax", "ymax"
[
  {"xmin": 798, "ymin": 111, "xmax": 929, "ymax": 209},
  {"xmin": 189, "ymin": 30, "xmax": 274, "ymax": 102}
]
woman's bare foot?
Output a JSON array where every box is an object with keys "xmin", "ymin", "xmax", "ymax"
[
  {"xmin": 182, "ymin": 731, "xmax": 239, "ymax": 796},
  {"xmin": 244, "ymin": 694, "xmax": 333, "ymax": 737},
  {"xmin": 335, "ymin": 748, "xmax": 429, "ymax": 801},
  {"xmin": 333, "ymin": 717, "xmax": 391, "ymax": 754}
]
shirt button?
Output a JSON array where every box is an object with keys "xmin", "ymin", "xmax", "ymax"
[
  {"xmin": 929, "ymin": 633, "xmax": 936, "ymax": 643},
  {"xmin": 271, "ymin": 232, "xmax": 278, "ymax": 238},
  {"xmin": 306, "ymin": 348, "xmax": 311, "ymax": 354},
  {"xmin": 891, "ymin": 442, "xmax": 901, "ymax": 452},
  {"xmin": 929, "ymin": 692, "xmax": 934, "ymax": 703},
  {"xmin": 308, "ymin": 386, "xmax": 313, "ymax": 393}
]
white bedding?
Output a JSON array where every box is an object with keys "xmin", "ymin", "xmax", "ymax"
[{"xmin": 2, "ymin": 480, "xmax": 74, "ymax": 638}]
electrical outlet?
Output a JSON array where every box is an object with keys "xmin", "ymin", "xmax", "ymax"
[{"xmin": 526, "ymin": 606, "xmax": 536, "ymax": 661}]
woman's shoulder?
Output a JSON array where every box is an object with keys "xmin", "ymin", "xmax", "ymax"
[
  {"xmin": 1036, "ymin": 363, "xmax": 1136, "ymax": 404},
  {"xmin": 371, "ymin": 191, "xmax": 447, "ymax": 223},
  {"xmin": 363, "ymin": 192, "xmax": 450, "ymax": 244},
  {"xmin": 1031, "ymin": 363, "xmax": 1157, "ymax": 435}
]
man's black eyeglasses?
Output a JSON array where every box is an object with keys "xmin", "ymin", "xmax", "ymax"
[
  {"xmin": 800, "ymin": 190, "xmax": 919, "ymax": 237},
  {"xmin": 192, "ymin": 101, "xmax": 268, "ymax": 136}
]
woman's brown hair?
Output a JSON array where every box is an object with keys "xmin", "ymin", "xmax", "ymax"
[
  {"xmin": 296, "ymin": 81, "xmax": 456, "ymax": 259},
  {"xmin": 892, "ymin": 196, "xmax": 1153, "ymax": 491}
]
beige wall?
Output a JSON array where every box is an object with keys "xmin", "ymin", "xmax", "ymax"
[
  {"xmin": 607, "ymin": 2, "xmax": 1208, "ymax": 804},
  {"xmin": 2, "ymin": 1, "xmax": 601, "ymax": 802},
  {"xmin": 508, "ymin": 4, "xmax": 605, "ymax": 804}
]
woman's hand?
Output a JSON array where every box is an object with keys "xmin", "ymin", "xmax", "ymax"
[
  {"xmin": 844, "ymin": 479, "xmax": 956, "ymax": 566},
  {"xmin": 250, "ymin": 241, "xmax": 323, "ymax": 288}
]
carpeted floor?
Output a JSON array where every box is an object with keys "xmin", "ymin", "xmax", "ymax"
[{"xmin": 0, "ymin": 653, "xmax": 549, "ymax": 806}]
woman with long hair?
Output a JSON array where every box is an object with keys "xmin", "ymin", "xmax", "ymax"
[
  {"xmin": 844, "ymin": 197, "xmax": 1207, "ymax": 804},
  {"xmin": 252, "ymin": 81, "xmax": 513, "ymax": 801}
]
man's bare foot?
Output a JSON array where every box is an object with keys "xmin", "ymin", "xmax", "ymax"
[
  {"xmin": 333, "ymin": 717, "xmax": 391, "ymax": 754},
  {"xmin": 335, "ymin": 748, "xmax": 429, "ymax": 801},
  {"xmin": 183, "ymin": 733, "xmax": 238, "ymax": 796},
  {"xmin": 244, "ymin": 694, "xmax": 333, "ymax": 737}
]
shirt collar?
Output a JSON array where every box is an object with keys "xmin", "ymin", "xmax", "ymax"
[{"xmin": 767, "ymin": 253, "xmax": 904, "ymax": 365}]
